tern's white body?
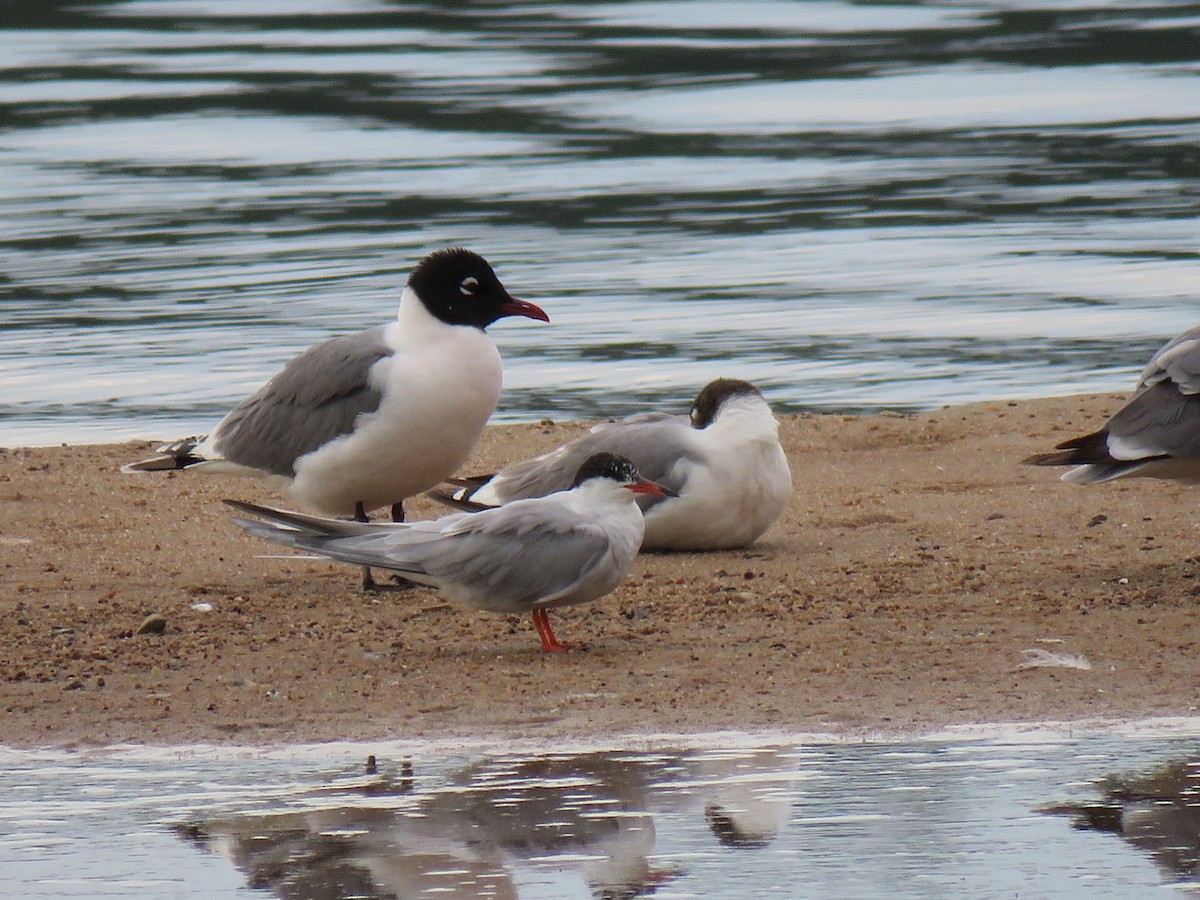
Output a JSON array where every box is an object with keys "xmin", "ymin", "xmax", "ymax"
[{"xmin": 634, "ymin": 394, "xmax": 791, "ymax": 550}]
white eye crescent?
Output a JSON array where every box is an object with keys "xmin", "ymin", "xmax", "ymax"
[{"xmin": 459, "ymin": 276, "xmax": 479, "ymax": 295}]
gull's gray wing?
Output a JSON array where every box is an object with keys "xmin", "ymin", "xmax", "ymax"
[
  {"xmin": 1024, "ymin": 370, "xmax": 1200, "ymax": 483},
  {"xmin": 1137, "ymin": 326, "xmax": 1200, "ymax": 394},
  {"xmin": 1105, "ymin": 381, "xmax": 1200, "ymax": 460},
  {"xmin": 212, "ymin": 326, "xmax": 392, "ymax": 477},
  {"xmin": 486, "ymin": 415, "xmax": 699, "ymax": 503},
  {"xmin": 1024, "ymin": 328, "xmax": 1200, "ymax": 482}
]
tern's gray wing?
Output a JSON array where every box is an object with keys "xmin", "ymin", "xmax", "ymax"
[
  {"xmin": 212, "ymin": 326, "xmax": 392, "ymax": 477},
  {"xmin": 489, "ymin": 415, "xmax": 698, "ymax": 502},
  {"xmin": 237, "ymin": 499, "xmax": 613, "ymax": 609},
  {"xmin": 398, "ymin": 501, "xmax": 614, "ymax": 607},
  {"xmin": 1137, "ymin": 326, "xmax": 1200, "ymax": 394}
]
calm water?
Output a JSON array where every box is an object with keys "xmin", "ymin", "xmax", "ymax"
[
  {"xmin": 1, "ymin": 1, "xmax": 1198, "ymax": 446},
  {"xmin": 5, "ymin": 725, "xmax": 1200, "ymax": 898}
]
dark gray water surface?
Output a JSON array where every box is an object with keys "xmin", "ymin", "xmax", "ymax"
[
  {"xmin": 6, "ymin": 726, "xmax": 1200, "ymax": 898},
  {"xmin": 1, "ymin": 1, "xmax": 1197, "ymax": 444}
]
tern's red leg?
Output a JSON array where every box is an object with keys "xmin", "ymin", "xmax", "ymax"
[{"xmin": 531, "ymin": 608, "xmax": 570, "ymax": 653}]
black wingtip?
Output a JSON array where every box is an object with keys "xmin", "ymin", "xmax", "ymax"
[
  {"xmin": 1021, "ymin": 450, "xmax": 1079, "ymax": 467},
  {"xmin": 425, "ymin": 490, "xmax": 495, "ymax": 513},
  {"xmin": 121, "ymin": 454, "xmax": 200, "ymax": 473},
  {"xmin": 445, "ymin": 473, "xmax": 494, "ymax": 491}
]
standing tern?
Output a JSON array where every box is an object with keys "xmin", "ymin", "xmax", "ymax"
[
  {"xmin": 1024, "ymin": 326, "xmax": 1200, "ymax": 484},
  {"xmin": 226, "ymin": 453, "xmax": 676, "ymax": 653},
  {"xmin": 433, "ymin": 378, "xmax": 791, "ymax": 550},
  {"xmin": 124, "ymin": 248, "xmax": 548, "ymax": 587}
]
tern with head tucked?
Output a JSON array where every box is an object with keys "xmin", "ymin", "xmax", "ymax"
[
  {"xmin": 1024, "ymin": 326, "xmax": 1200, "ymax": 485},
  {"xmin": 434, "ymin": 378, "xmax": 791, "ymax": 551},
  {"xmin": 124, "ymin": 248, "xmax": 548, "ymax": 588},
  {"xmin": 227, "ymin": 453, "xmax": 675, "ymax": 653}
]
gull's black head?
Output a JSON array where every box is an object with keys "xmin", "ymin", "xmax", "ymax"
[
  {"xmin": 408, "ymin": 248, "xmax": 549, "ymax": 330},
  {"xmin": 690, "ymin": 378, "xmax": 762, "ymax": 428}
]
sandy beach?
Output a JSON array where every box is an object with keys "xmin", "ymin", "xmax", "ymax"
[{"xmin": 2, "ymin": 393, "xmax": 1198, "ymax": 749}]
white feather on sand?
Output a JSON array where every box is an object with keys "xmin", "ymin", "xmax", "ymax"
[{"xmin": 1017, "ymin": 648, "xmax": 1092, "ymax": 671}]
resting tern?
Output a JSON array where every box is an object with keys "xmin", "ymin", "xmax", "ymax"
[{"xmin": 435, "ymin": 378, "xmax": 791, "ymax": 550}]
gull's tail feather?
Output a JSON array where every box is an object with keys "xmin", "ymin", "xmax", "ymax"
[
  {"xmin": 1021, "ymin": 449, "xmax": 1080, "ymax": 468},
  {"xmin": 1022, "ymin": 428, "xmax": 1166, "ymax": 484},
  {"xmin": 1022, "ymin": 429, "xmax": 1113, "ymax": 468},
  {"xmin": 121, "ymin": 437, "xmax": 206, "ymax": 473}
]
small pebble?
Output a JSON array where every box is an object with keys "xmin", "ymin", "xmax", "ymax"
[{"xmin": 136, "ymin": 614, "xmax": 167, "ymax": 635}]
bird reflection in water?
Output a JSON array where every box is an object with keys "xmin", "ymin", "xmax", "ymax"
[
  {"xmin": 1044, "ymin": 756, "xmax": 1200, "ymax": 887},
  {"xmin": 174, "ymin": 747, "xmax": 797, "ymax": 899}
]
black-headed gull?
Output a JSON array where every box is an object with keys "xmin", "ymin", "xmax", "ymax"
[
  {"xmin": 434, "ymin": 378, "xmax": 791, "ymax": 550},
  {"xmin": 1024, "ymin": 326, "xmax": 1200, "ymax": 484},
  {"xmin": 227, "ymin": 453, "xmax": 675, "ymax": 653},
  {"xmin": 124, "ymin": 248, "xmax": 548, "ymax": 587}
]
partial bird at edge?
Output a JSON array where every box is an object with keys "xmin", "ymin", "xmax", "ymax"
[{"xmin": 1023, "ymin": 325, "xmax": 1200, "ymax": 486}]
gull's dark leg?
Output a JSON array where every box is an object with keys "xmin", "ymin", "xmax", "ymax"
[
  {"xmin": 359, "ymin": 500, "xmax": 417, "ymax": 593},
  {"xmin": 356, "ymin": 502, "xmax": 379, "ymax": 591}
]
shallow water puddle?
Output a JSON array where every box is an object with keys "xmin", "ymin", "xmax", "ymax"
[{"xmin": 4, "ymin": 724, "xmax": 1200, "ymax": 897}]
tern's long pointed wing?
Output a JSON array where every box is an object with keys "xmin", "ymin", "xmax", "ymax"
[
  {"xmin": 479, "ymin": 415, "xmax": 697, "ymax": 504},
  {"xmin": 235, "ymin": 496, "xmax": 620, "ymax": 608},
  {"xmin": 406, "ymin": 498, "xmax": 616, "ymax": 606}
]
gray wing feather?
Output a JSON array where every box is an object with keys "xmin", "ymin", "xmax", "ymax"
[
  {"xmin": 213, "ymin": 326, "xmax": 392, "ymax": 476},
  {"xmin": 1137, "ymin": 328, "xmax": 1200, "ymax": 395},
  {"xmin": 1107, "ymin": 381, "xmax": 1200, "ymax": 460},
  {"xmin": 491, "ymin": 416, "xmax": 698, "ymax": 502},
  {"xmin": 413, "ymin": 503, "xmax": 612, "ymax": 606},
  {"xmin": 337, "ymin": 503, "xmax": 610, "ymax": 607}
]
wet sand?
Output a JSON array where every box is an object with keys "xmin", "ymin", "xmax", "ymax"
[{"xmin": 3, "ymin": 394, "xmax": 1198, "ymax": 749}]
